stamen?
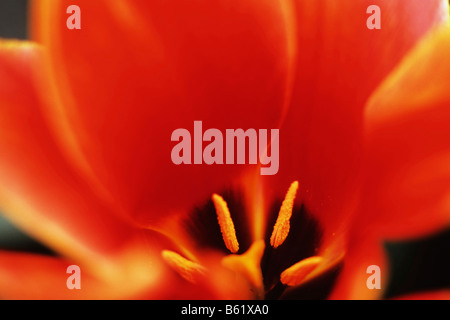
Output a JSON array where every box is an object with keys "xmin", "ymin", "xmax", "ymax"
[
  {"xmin": 280, "ymin": 256, "xmax": 323, "ymax": 286},
  {"xmin": 161, "ymin": 250, "xmax": 206, "ymax": 284},
  {"xmin": 212, "ymin": 193, "xmax": 240, "ymax": 253},
  {"xmin": 270, "ymin": 180, "xmax": 299, "ymax": 248}
]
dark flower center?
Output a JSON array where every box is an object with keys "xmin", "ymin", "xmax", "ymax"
[{"xmin": 183, "ymin": 186, "xmax": 342, "ymax": 299}]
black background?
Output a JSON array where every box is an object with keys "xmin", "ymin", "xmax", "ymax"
[{"xmin": 0, "ymin": 0, "xmax": 28, "ymax": 39}]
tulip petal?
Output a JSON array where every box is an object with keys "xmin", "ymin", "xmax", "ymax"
[
  {"xmin": 31, "ymin": 0, "xmax": 297, "ymax": 226},
  {"xmin": 270, "ymin": 0, "xmax": 449, "ymax": 250},
  {"xmin": 0, "ymin": 251, "xmax": 115, "ymax": 299},
  {"xmin": 362, "ymin": 25, "xmax": 450, "ymax": 240},
  {"xmin": 0, "ymin": 248, "xmax": 181, "ymax": 299},
  {"xmin": 332, "ymin": 25, "xmax": 450, "ymax": 299},
  {"xmin": 0, "ymin": 40, "xmax": 141, "ymax": 269}
]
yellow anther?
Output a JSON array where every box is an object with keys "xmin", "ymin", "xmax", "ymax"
[
  {"xmin": 212, "ymin": 193, "xmax": 239, "ymax": 253},
  {"xmin": 280, "ymin": 256, "xmax": 323, "ymax": 287},
  {"xmin": 161, "ymin": 250, "xmax": 206, "ymax": 284},
  {"xmin": 270, "ymin": 181, "xmax": 299, "ymax": 248}
]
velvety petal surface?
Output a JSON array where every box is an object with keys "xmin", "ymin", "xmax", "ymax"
[
  {"xmin": 268, "ymin": 0, "xmax": 449, "ymax": 258},
  {"xmin": 332, "ymin": 25, "xmax": 450, "ymax": 299},
  {"xmin": 0, "ymin": 40, "xmax": 144, "ymax": 271},
  {"xmin": 0, "ymin": 247, "xmax": 186, "ymax": 299},
  {"xmin": 31, "ymin": 0, "xmax": 296, "ymax": 227}
]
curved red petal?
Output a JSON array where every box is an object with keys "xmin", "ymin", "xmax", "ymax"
[
  {"xmin": 393, "ymin": 290, "xmax": 450, "ymax": 300},
  {"xmin": 31, "ymin": 0, "xmax": 296, "ymax": 226},
  {"xmin": 0, "ymin": 41, "xmax": 140, "ymax": 266},
  {"xmin": 269, "ymin": 0, "xmax": 449, "ymax": 248},
  {"xmin": 0, "ymin": 248, "xmax": 176, "ymax": 299},
  {"xmin": 359, "ymin": 25, "xmax": 450, "ymax": 240},
  {"xmin": 332, "ymin": 26, "xmax": 450, "ymax": 299},
  {"xmin": 0, "ymin": 251, "xmax": 110, "ymax": 299}
]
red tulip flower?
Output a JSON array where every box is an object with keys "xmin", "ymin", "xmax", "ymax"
[{"xmin": 0, "ymin": 0, "xmax": 449, "ymax": 299}]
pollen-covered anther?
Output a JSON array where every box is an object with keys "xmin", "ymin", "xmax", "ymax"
[
  {"xmin": 280, "ymin": 256, "xmax": 323, "ymax": 287},
  {"xmin": 161, "ymin": 250, "xmax": 206, "ymax": 284},
  {"xmin": 270, "ymin": 180, "xmax": 299, "ymax": 248},
  {"xmin": 212, "ymin": 193, "xmax": 239, "ymax": 253}
]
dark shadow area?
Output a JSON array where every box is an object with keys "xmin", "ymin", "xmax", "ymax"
[
  {"xmin": 0, "ymin": 0, "xmax": 29, "ymax": 39},
  {"xmin": 383, "ymin": 227, "xmax": 450, "ymax": 299},
  {"xmin": 0, "ymin": 215, "xmax": 57, "ymax": 256}
]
